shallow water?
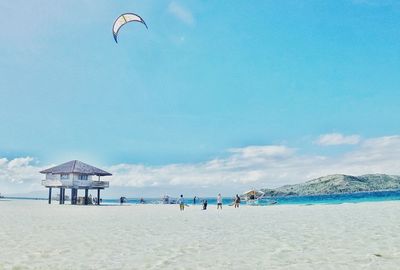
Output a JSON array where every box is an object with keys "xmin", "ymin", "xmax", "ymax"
[
  {"xmin": 6, "ymin": 190, "xmax": 400, "ymax": 206},
  {"xmin": 102, "ymin": 190, "xmax": 400, "ymax": 206}
]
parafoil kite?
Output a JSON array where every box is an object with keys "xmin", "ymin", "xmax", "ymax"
[{"xmin": 112, "ymin": 13, "xmax": 148, "ymax": 43}]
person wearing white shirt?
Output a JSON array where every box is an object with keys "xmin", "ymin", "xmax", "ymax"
[{"xmin": 217, "ymin": 193, "xmax": 222, "ymax": 210}]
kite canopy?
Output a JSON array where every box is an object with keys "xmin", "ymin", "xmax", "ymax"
[{"xmin": 112, "ymin": 13, "xmax": 147, "ymax": 43}]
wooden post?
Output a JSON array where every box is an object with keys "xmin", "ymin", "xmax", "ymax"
[
  {"xmin": 48, "ymin": 187, "xmax": 52, "ymax": 204},
  {"xmin": 71, "ymin": 188, "xmax": 77, "ymax": 205},
  {"xmin": 85, "ymin": 189, "xmax": 89, "ymax": 205},
  {"xmin": 59, "ymin": 188, "xmax": 63, "ymax": 204},
  {"xmin": 74, "ymin": 189, "xmax": 78, "ymax": 205},
  {"xmin": 61, "ymin": 188, "xmax": 65, "ymax": 204},
  {"xmin": 97, "ymin": 189, "xmax": 100, "ymax": 205}
]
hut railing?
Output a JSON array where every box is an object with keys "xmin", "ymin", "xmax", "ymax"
[
  {"xmin": 90, "ymin": 181, "xmax": 109, "ymax": 188},
  {"xmin": 42, "ymin": 179, "xmax": 73, "ymax": 187},
  {"xmin": 42, "ymin": 179, "xmax": 109, "ymax": 188},
  {"xmin": 73, "ymin": 180, "xmax": 91, "ymax": 187},
  {"xmin": 72, "ymin": 180, "xmax": 109, "ymax": 188}
]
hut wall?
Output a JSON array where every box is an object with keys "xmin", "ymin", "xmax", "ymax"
[
  {"xmin": 71, "ymin": 173, "xmax": 92, "ymax": 181},
  {"xmin": 45, "ymin": 173, "xmax": 59, "ymax": 180}
]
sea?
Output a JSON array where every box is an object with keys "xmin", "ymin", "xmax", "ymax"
[
  {"xmin": 4, "ymin": 190, "xmax": 400, "ymax": 206},
  {"xmin": 109, "ymin": 190, "xmax": 400, "ymax": 205}
]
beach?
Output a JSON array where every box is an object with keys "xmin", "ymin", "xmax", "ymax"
[{"xmin": 0, "ymin": 200, "xmax": 399, "ymax": 270}]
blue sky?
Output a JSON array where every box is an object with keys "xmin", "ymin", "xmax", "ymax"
[{"xmin": 1, "ymin": 1, "xmax": 400, "ymax": 196}]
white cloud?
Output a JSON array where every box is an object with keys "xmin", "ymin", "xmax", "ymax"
[
  {"xmin": 2, "ymin": 135, "xmax": 400, "ymax": 196},
  {"xmin": 168, "ymin": 1, "xmax": 194, "ymax": 25},
  {"xmin": 0, "ymin": 157, "xmax": 44, "ymax": 194},
  {"xmin": 7, "ymin": 157, "xmax": 34, "ymax": 169},
  {"xmin": 229, "ymin": 145, "xmax": 294, "ymax": 158},
  {"xmin": 106, "ymin": 136, "xmax": 400, "ymax": 192},
  {"xmin": 316, "ymin": 133, "xmax": 361, "ymax": 146}
]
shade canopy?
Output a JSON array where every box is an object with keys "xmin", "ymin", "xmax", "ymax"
[{"xmin": 40, "ymin": 160, "xmax": 112, "ymax": 176}]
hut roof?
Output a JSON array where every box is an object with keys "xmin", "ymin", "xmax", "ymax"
[{"xmin": 40, "ymin": 160, "xmax": 112, "ymax": 176}]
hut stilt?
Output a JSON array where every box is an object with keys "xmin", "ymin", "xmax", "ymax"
[
  {"xmin": 97, "ymin": 189, "xmax": 101, "ymax": 205},
  {"xmin": 84, "ymin": 189, "xmax": 89, "ymax": 205},
  {"xmin": 48, "ymin": 187, "xmax": 52, "ymax": 204}
]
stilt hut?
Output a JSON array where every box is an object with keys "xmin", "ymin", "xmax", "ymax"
[{"xmin": 40, "ymin": 160, "xmax": 112, "ymax": 205}]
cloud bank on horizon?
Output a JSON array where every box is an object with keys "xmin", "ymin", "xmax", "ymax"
[{"xmin": 2, "ymin": 134, "xmax": 400, "ymax": 196}]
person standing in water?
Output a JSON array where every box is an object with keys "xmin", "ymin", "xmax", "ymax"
[
  {"xmin": 234, "ymin": 194, "xmax": 241, "ymax": 208},
  {"xmin": 193, "ymin": 196, "xmax": 197, "ymax": 205},
  {"xmin": 202, "ymin": 199, "xmax": 208, "ymax": 210},
  {"xmin": 217, "ymin": 193, "xmax": 223, "ymax": 210},
  {"xmin": 178, "ymin": 194, "xmax": 185, "ymax": 211}
]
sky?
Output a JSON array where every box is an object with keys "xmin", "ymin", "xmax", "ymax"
[{"xmin": 0, "ymin": 0, "xmax": 400, "ymax": 197}]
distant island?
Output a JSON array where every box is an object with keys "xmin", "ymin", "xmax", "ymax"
[{"xmin": 261, "ymin": 174, "xmax": 400, "ymax": 197}]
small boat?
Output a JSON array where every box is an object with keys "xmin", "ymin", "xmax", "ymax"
[
  {"xmin": 161, "ymin": 195, "xmax": 177, "ymax": 204},
  {"xmin": 240, "ymin": 189, "xmax": 278, "ymax": 205},
  {"xmin": 240, "ymin": 189, "xmax": 265, "ymax": 204}
]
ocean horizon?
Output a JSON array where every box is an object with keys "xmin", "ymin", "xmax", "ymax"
[{"xmin": 4, "ymin": 189, "xmax": 400, "ymax": 206}]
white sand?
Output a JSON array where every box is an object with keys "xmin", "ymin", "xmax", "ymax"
[{"xmin": 0, "ymin": 200, "xmax": 400, "ymax": 270}]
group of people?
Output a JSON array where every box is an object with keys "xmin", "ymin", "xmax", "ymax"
[
  {"xmin": 177, "ymin": 193, "xmax": 241, "ymax": 211},
  {"xmin": 117, "ymin": 194, "xmax": 242, "ymax": 209},
  {"xmin": 192, "ymin": 195, "xmax": 208, "ymax": 210}
]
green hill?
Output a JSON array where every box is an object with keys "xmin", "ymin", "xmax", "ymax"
[{"xmin": 261, "ymin": 174, "xmax": 400, "ymax": 197}]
